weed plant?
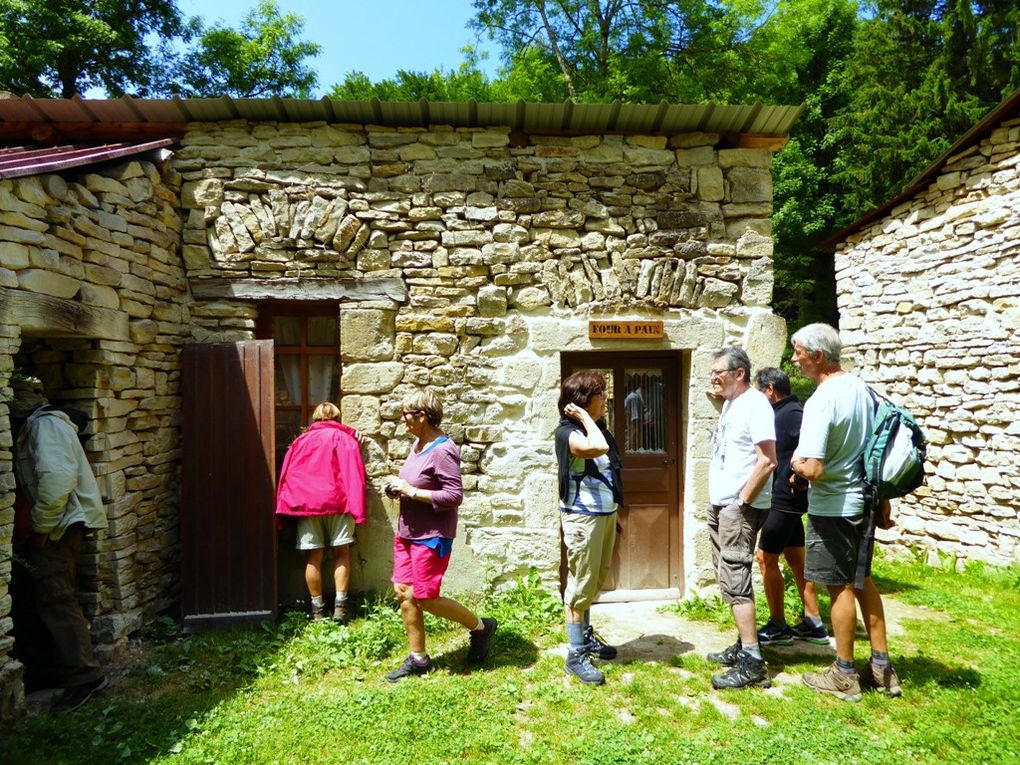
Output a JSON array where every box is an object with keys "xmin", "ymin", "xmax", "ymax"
[{"xmin": 2, "ymin": 559, "xmax": 1017, "ymax": 764}]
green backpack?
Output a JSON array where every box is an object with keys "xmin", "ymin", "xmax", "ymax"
[{"xmin": 862, "ymin": 389, "xmax": 928, "ymax": 502}]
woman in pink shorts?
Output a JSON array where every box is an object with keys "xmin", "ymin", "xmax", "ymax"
[{"xmin": 383, "ymin": 388, "xmax": 497, "ymax": 682}]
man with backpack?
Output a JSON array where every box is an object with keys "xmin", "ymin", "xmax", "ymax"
[{"xmin": 790, "ymin": 323, "xmax": 902, "ymax": 701}]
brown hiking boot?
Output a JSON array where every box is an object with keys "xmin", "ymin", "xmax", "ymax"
[
  {"xmin": 802, "ymin": 662, "xmax": 862, "ymax": 702},
  {"xmin": 861, "ymin": 662, "xmax": 903, "ymax": 698}
]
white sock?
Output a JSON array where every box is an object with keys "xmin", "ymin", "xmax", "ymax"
[
  {"xmin": 471, "ymin": 617, "xmax": 485, "ymax": 632},
  {"xmin": 311, "ymin": 595, "xmax": 324, "ymax": 608},
  {"xmin": 410, "ymin": 651, "xmax": 428, "ymax": 663},
  {"xmin": 335, "ymin": 592, "xmax": 348, "ymax": 604}
]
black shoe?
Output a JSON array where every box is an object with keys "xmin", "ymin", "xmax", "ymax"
[
  {"xmin": 757, "ymin": 619, "xmax": 796, "ymax": 646},
  {"xmin": 467, "ymin": 617, "xmax": 498, "ymax": 663},
  {"xmin": 565, "ymin": 647, "xmax": 605, "ymax": 685},
  {"xmin": 52, "ymin": 676, "xmax": 107, "ymax": 713},
  {"xmin": 385, "ymin": 654, "xmax": 433, "ymax": 683},
  {"xmin": 584, "ymin": 625, "xmax": 618, "ymax": 660},
  {"xmin": 711, "ymin": 651, "xmax": 771, "ymax": 690},
  {"xmin": 332, "ymin": 601, "xmax": 351, "ymax": 624},
  {"xmin": 706, "ymin": 639, "xmax": 742, "ymax": 666},
  {"xmin": 790, "ymin": 617, "xmax": 830, "ymax": 645}
]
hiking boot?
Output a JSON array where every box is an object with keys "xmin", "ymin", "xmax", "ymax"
[
  {"xmin": 52, "ymin": 676, "xmax": 107, "ymax": 714},
  {"xmin": 584, "ymin": 625, "xmax": 618, "ymax": 660},
  {"xmin": 711, "ymin": 650, "xmax": 771, "ymax": 690},
  {"xmin": 386, "ymin": 654, "xmax": 433, "ymax": 683},
  {"xmin": 706, "ymin": 639, "xmax": 742, "ymax": 667},
  {"xmin": 310, "ymin": 603, "xmax": 326, "ymax": 620},
  {"xmin": 332, "ymin": 601, "xmax": 351, "ymax": 624},
  {"xmin": 467, "ymin": 617, "xmax": 498, "ymax": 663},
  {"xmin": 861, "ymin": 661, "xmax": 903, "ymax": 698},
  {"xmin": 802, "ymin": 662, "xmax": 862, "ymax": 702},
  {"xmin": 757, "ymin": 619, "xmax": 796, "ymax": 646},
  {"xmin": 565, "ymin": 647, "xmax": 605, "ymax": 685},
  {"xmin": 790, "ymin": 617, "xmax": 830, "ymax": 645}
]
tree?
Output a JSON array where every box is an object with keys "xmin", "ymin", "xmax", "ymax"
[
  {"xmin": 0, "ymin": 0, "xmax": 185, "ymax": 97},
  {"xmin": 329, "ymin": 47, "xmax": 496, "ymax": 102},
  {"xmin": 175, "ymin": 0, "xmax": 320, "ymax": 98}
]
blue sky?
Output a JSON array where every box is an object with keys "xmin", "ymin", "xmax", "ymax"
[{"xmin": 178, "ymin": 0, "xmax": 500, "ymax": 95}]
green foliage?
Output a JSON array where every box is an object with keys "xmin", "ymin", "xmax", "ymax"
[
  {"xmin": 175, "ymin": 0, "xmax": 320, "ymax": 97},
  {"xmin": 0, "ymin": 0, "xmax": 186, "ymax": 97},
  {"xmin": 329, "ymin": 47, "xmax": 497, "ymax": 102}
]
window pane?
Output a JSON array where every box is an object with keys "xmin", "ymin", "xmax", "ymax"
[
  {"xmin": 275, "ymin": 408, "xmax": 303, "ymax": 468},
  {"xmin": 307, "ymin": 315, "xmax": 338, "ymax": 347},
  {"xmin": 307, "ymin": 356, "xmax": 339, "ymax": 405},
  {"xmin": 273, "ymin": 316, "xmax": 301, "ymax": 346},
  {"xmin": 275, "ymin": 355, "xmax": 302, "ymax": 406},
  {"xmin": 624, "ymin": 369, "xmax": 665, "ymax": 453}
]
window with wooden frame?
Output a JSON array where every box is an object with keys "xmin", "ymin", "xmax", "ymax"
[{"xmin": 256, "ymin": 303, "xmax": 340, "ymax": 467}]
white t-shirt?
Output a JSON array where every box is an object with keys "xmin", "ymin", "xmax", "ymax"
[
  {"xmin": 709, "ymin": 387, "xmax": 776, "ymax": 508},
  {"xmin": 794, "ymin": 372, "xmax": 874, "ymax": 517}
]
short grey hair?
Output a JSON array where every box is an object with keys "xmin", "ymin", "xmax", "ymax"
[
  {"xmin": 713, "ymin": 347, "xmax": 751, "ymax": 383},
  {"xmin": 755, "ymin": 367, "xmax": 791, "ymax": 396},
  {"xmin": 791, "ymin": 323, "xmax": 842, "ymax": 364}
]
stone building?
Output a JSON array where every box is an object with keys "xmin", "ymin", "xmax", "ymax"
[
  {"xmin": 822, "ymin": 87, "xmax": 1020, "ymax": 567},
  {"xmin": 0, "ymin": 97, "xmax": 800, "ymax": 717}
]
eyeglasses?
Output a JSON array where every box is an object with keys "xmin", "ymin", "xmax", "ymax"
[{"xmin": 708, "ymin": 367, "xmax": 737, "ymax": 379}]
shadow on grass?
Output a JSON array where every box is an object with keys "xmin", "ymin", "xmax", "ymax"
[
  {"xmin": 870, "ymin": 573, "xmax": 922, "ymax": 597},
  {"xmin": 444, "ymin": 627, "xmax": 542, "ymax": 675},
  {"xmin": 895, "ymin": 654, "xmax": 983, "ymax": 689},
  {"xmin": 615, "ymin": 634, "xmax": 696, "ymax": 664}
]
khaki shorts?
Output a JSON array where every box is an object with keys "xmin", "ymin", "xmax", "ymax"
[
  {"xmin": 296, "ymin": 514, "xmax": 356, "ymax": 550},
  {"xmin": 561, "ymin": 510, "xmax": 617, "ymax": 612},
  {"xmin": 708, "ymin": 502, "xmax": 767, "ymax": 605}
]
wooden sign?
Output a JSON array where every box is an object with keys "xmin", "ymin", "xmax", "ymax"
[{"xmin": 588, "ymin": 320, "xmax": 664, "ymax": 339}]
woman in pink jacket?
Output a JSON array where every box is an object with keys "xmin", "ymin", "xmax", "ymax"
[{"xmin": 276, "ymin": 402, "xmax": 366, "ymax": 623}]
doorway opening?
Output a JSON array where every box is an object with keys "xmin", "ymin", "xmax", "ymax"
[{"xmin": 560, "ymin": 351, "xmax": 685, "ymax": 602}]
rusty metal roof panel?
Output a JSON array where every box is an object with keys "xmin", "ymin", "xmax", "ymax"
[{"xmin": 0, "ymin": 138, "xmax": 174, "ymax": 179}]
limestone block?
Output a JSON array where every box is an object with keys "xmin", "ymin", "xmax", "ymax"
[
  {"xmin": 742, "ymin": 257, "xmax": 774, "ymax": 307},
  {"xmin": 17, "ymin": 268, "xmax": 79, "ymax": 299},
  {"xmin": 341, "ymin": 362, "xmax": 404, "ymax": 394},
  {"xmin": 580, "ymin": 139, "xmax": 624, "ymax": 163},
  {"xmin": 0, "ymin": 268, "xmax": 15, "ymax": 288},
  {"xmin": 340, "ymin": 395, "xmax": 381, "ymax": 433},
  {"xmin": 340, "ymin": 309, "xmax": 395, "ymax": 362},
  {"xmin": 727, "ymin": 168, "xmax": 773, "ymax": 203},
  {"xmin": 718, "ymin": 149, "xmax": 772, "ymax": 168},
  {"xmin": 0, "ymin": 242, "xmax": 31, "ymax": 268},
  {"xmin": 411, "ymin": 333, "xmax": 459, "ymax": 355},
  {"xmin": 181, "ymin": 179, "xmax": 223, "ymax": 208},
  {"xmin": 622, "ymin": 145, "xmax": 675, "ymax": 166},
  {"xmin": 477, "ymin": 285, "xmax": 508, "ymax": 317},
  {"xmin": 472, "ymin": 130, "xmax": 510, "ymax": 148},
  {"xmin": 510, "ymin": 286, "xmax": 552, "ymax": 310},
  {"xmin": 529, "ymin": 318, "xmax": 589, "ymax": 351},
  {"xmin": 696, "ymin": 166, "xmax": 724, "ymax": 201},
  {"xmin": 697, "ymin": 277, "xmax": 738, "ymax": 308}
]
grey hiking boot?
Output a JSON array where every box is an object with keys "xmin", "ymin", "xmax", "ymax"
[
  {"xmin": 332, "ymin": 601, "xmax": 351, "ymax": 624},
  {"xmin": 310, "ymin": 603, "xmax": 326, "ymax": 620},
  {"xmin": 711, "ymin": 650, "xmax": 771, "ymax": 690},
  {"xmin": 584, "ymin": 625, "xmax": 618, "ymax": 660},
  {"xmin": 757, "ymin": 619, "xmax": 796, "ymax": 646},
  {"xmin": 790, "ymin": 617, "xmax": 830, "ymax": 645},
  {"xmin": 386, "ymin": 654, "xmax": 433, "ymax": 683},
  {"xmin": 861, "ymin": 661, "xmax": 903, "ymax": 698},
  {"xmin": 802, "ymin": 662, "xmax": 862, "ymax": 702},
  {"xmin": 467, "ymin": 617, "xmax": 498, "ymax": 663},
  {"xmin": 565, "ymin": 647, "xmax": 605, "ymax": 685},
  {"xmin": 706, "ymin": 639, "xmax": 742, "ymax": 666}
]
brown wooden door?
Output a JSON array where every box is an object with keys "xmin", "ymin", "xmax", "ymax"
[
  {"xmin": 561, "ymin": 352, "xmax": 683, "ymax": 598},
  {"xmin": 181, "ymin": 341, "xmax": 277, "ymax": 630}
]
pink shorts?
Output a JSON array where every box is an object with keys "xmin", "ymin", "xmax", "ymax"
[{"xmin": 391, "ymin": 536, "xmax": 451, "ymax": 600}]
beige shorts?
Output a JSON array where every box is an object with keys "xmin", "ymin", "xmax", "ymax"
[
  {"xmin": 296, "ymin": 514, "xmax": 356, "ymax": 550},
  {"xmin": 708, "ymin": 502, "xmax": 767, "ymax": 605},
  {"xmin": 561, "ymin": 511, "xmax": 617, "ymax": 612}
]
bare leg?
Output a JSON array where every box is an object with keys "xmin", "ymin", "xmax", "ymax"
[
  {"xmin": 733, "ymin": 601, "xmax": 757, "ymax": 647},
  {"xmin": 394, "ymin": 583, "xmax": 427, "ymax": 653},
  {"xmin": 331, "ymin": 544, "xmax": 350, "ymax": 594},
  {"xmin": 783, "ymin": 546, "xmax": 821, "ymax": 619},
  {"xmin": 828, "ymin": 584, "xmax": 857, "ymax": 662},
  {"xmin": 304, "ymin": 548, "xmax": 324, "ymax": 598},
  {"xmin": 756, "ymin": 549, "xmax": 786, "ymax": 623},
  {"xmin": 854, "ymin": 576, "xmax": 888, "ymax": 653},
  {"xmin": 419, "ymin": 596, "xmax": 479, "ymax": 631}
]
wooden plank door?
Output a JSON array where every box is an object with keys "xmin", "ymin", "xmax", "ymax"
[
  {"xmin": 561, "ymin": 352, "xmax": 683, "ymax": 599},
  {"xmin": 181, "ymin": 341, "xmax": 277, "ymax": 630}
]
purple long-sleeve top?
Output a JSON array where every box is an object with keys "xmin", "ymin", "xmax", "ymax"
[{"xmin": 396, "ymin": 436, "xmax": 463, "ymax": 540}]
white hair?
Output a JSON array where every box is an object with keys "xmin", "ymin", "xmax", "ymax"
[{"xmin": 791, "ymin": 323, "xmax": 842, "ymax": 364}]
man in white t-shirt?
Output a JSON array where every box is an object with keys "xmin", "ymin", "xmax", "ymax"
[
  {"xmin": 790, "ymin": 323, "xmax": 901, "ymax": 702},
  {"xmin": 704, "ymin": 347, "xmax": 777, "ymax": 690}
]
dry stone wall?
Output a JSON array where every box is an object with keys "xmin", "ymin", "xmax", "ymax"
[
  {"xmin": 835, "ymin": 115, "xmax": 1020, "ymax": 566},
  {"xmin": 0, "ymin": 161, "xmax": 186, "ymax": 717},
  {"xmin": 176, "ymin": 121, "xmax": 786, "ymax": 595}
]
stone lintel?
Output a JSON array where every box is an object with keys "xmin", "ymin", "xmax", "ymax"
[
  {"xmin": 728, "ymin": 133, "xmax": 788, "ymax": 151},
  {"xmin": 189, "ymin": 277, "xmax": 408, "ymax": 304},
  {"xmin": 0, "ymin": 287, "xmax": 129, "ymax": 340}
]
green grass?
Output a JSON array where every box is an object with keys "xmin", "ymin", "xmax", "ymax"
[{"xmin": 3, "ymin": 560, "xmax": 1019, "ymax": 765}]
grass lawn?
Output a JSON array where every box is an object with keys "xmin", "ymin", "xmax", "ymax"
[{"xmin": 3, "ymin": 559, "xmax": 1019, "ymax": 765}]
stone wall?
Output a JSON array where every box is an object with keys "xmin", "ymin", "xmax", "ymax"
[
  {"xmin": 834, "ymin": 114, "xmax": 1020, "ymax": 566},
  {"xmin": 0, "ymin": 160, "xmax": 186, "ymax": 717},
  {"xmin": 174, "ymin": 121, "xmax": 787, "ymax": 595}
]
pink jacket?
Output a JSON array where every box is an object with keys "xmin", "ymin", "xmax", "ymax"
[{"xmin": 275, "ymin": 421, "xmax": 366, "ymax": 524}]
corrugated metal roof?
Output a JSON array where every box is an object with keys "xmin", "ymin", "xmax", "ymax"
[
  {"xmin": 0, "ymin": 138, "xmax": 175, "ymax": 179},
  {"xmin": 0, "ymin": 95, "xmax": 804, "ymax": 136},
  {"xmin": 820, "ymin": 85, "xmax": 1020, "ymax": 249}
]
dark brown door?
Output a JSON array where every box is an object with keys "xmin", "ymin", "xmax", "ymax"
[
  {"xmin": 561, "ymin": 352, "xmax": 683, "ymax": 597},
  {"xmin": 181, "ymin": 341, "xmax": 277, "ymax": 630}
]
